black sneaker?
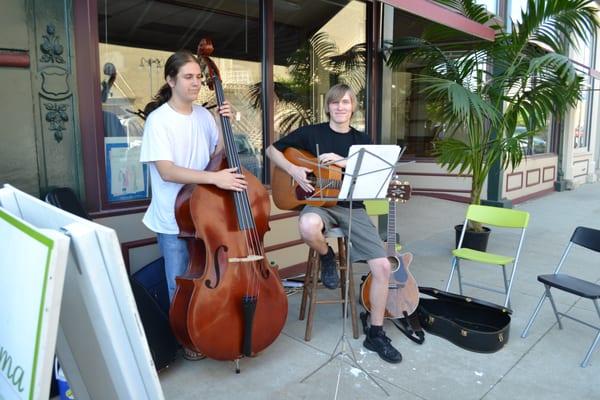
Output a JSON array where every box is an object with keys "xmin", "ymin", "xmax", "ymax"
[
  {"xmin": 319, "ymin": 246, "xmax": 339, "ymax": 289},
  {"xmin": 363, "ymin": 330, "xmax": 402, "ymax": 364}
]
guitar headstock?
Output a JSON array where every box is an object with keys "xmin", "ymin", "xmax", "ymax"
[{"xmin": 387, "ymin": 174, "xmax": 411, "ymax": 203}]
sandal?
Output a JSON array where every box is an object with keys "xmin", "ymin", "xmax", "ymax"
[{"xmin": 183, "ymin": 348, "xmax": 206, "ymax": 361}]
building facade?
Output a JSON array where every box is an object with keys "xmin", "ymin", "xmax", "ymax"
[{"xmin": 0, "ymin": 0, "xmax": 598, "ymax": 274}]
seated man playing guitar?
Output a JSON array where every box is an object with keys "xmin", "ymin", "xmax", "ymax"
[{"xmin": 266, "ymin": 83, "xmax": 405, "ymax": 364}]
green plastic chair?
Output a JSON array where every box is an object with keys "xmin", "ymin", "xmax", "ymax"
[
  {"xmin": 446, "ymin": 204, "xmax": 530, "ymax": 308},
  {"xmin": 364, "ymin": 199, "xmax": 388, "ymax": 216}
]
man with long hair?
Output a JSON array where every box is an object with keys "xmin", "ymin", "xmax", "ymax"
[{"xmin": 140, "ymin": 50, "xmax": 245, "ymax": 360}]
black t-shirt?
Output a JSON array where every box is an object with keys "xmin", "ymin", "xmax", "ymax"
[
  {"xmin": 273, "ymin": 122, "xmax": 371, "ymax": 157},
  {"xmin": 273, "ymin": 123, "xmax": 371, "ymax": 208}
]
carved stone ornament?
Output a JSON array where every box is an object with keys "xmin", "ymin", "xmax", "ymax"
[
  {"xmin": 41, "ymin": 67, "xmax": 70, "ymax": 98},
  {"xmin": 40, "ymin": 24, "xmax": 65, "ymax": 64},
  {"xmin": 44, "ymin": 103, "xmax": 69, "ymax": 142}
]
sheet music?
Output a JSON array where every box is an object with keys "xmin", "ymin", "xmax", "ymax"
[{"xmin": 338, "ymin": 145, "xmax": 400, "ymax": 200}]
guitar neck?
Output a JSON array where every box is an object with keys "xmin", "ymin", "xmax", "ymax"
[
  {"xmin": 315, "ymin": 177, "xmax": 342, "ymax": 189},
  {"xmin": 386, "ymin": 200, "xmax": 397, "ymax": 256}
]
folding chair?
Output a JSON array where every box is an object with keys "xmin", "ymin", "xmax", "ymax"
[
  {"xmin": 364, "ymin": 199, "xmax": 389, "ymax": 241},
  {"xmin": 445, "ymin": 204, "xmax": 530, "ymax": 308},
  {"xmin": 521, "ymin": 226, "xmax": 600, "ymax": 367}
]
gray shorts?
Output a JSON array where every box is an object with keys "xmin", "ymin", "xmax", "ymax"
[{"xmin": 300, "ymin": 205, "xmax": 386, "ymax": 262}]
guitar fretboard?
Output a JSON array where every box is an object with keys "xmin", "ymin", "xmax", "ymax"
[
  {"xmin": 312, "ymin": 178, "xmax": 342, "ymax": 189},
  {"xmin": 386, "ymin": 200, "xmax": 397, "ymax": 256}
]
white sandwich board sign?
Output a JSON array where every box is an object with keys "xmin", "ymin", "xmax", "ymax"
[
  {"xmin": 0, "ymin": 207, "xmax": 69, "ymax": 400},
  {"xmin": 0, "ymin": 184, "xmax": 164, "ymax": 400}
]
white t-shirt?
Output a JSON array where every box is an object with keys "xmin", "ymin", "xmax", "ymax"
[{"xmin": 140, "ymin": 102, "xmax": 219, "ymax": 234}]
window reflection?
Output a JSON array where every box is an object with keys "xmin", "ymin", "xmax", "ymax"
[
  {"xmin": 99, "ymin": 45, "xmax": 162, "ymax": 140},
  {"xmin": 519, "ymin": 117, "xmax": 551, "ymax": 156},
  {"xmin": 475, "ymin": 0, "xmax": 498, "ymax": 14},
  {"xmin": 97, "ymin": 0, "xmax": 262, "ymax": 203},
  {"xmin": 509, "ymin": 0, "xmax": 528, "ymax": 27},
  {"xmin": 571, "ymin": 32, "xmax": 597, "ymax": 150},
  {"xmin": 273, "ymin": 0, "xmax": 366, "ymax": 138},
  {"xmin": 381, "ymin": 6, "xmax": 481, "ymax": 157}
]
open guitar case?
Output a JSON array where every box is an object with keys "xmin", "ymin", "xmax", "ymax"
[
  {"xmin": 359, "ymin": 279, "xmax": 512, "ymax": 353},
  {"xmin": 416, "ymin": 286, "xmax": 512, "ymax": 353}
]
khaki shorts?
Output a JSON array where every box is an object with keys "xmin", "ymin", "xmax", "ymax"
[{"xmin": 300, "ymin": 205, "xmax": 386, "ymax": 262}]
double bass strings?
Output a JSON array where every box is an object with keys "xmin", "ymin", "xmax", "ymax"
[{"xmin": 212, "ymin": 74, "xmax": 264, "ymax": 297}]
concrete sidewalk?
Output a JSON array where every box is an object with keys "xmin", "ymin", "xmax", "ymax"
[{"xmin": 160, "ymin": 182, "xmax": 600, "ymax": 399}]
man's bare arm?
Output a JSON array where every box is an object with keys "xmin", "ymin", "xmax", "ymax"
[
  {"xmin": 266, "ymin": 145, "xmax": 314, "ymax": 192},
  {"xmin": 154, "ymin": 160, "xmax": 247, "ymax": 191}
]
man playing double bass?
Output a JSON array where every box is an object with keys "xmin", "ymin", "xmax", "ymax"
[
  {"xmin": 266, "ymin": 83, "xmax": 407, "ymax": 364},
  {"xmin": 140, "ymin": 50, "xmax": 244, "ymax": 361}
]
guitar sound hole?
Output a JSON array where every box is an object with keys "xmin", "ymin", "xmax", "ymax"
[
  {"xmin": 393, "ymin": 265, "xmax": 408, "ymax": 284},
  {"xmin": 295, "ymin": 186, "xmax": 314, "ymax": 200}
]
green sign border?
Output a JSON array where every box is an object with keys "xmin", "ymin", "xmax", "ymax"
[{"xmin": 0, "ymin": 209, "xmax": 54, "ymax": 400}]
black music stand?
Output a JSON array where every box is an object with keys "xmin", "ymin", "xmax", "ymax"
[{"xmin": 299, "ymin": 144, "xmax": 401, "ymax": 398}]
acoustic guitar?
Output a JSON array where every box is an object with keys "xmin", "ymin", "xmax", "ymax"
[
  {"xmin": 360, "ymin": 177, "xmax": 419, "ymax": 319},
  {"xmin": 271, "ymin": 148, "xmax": 342, "ymax": 210}
]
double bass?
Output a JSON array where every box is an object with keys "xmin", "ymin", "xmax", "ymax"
[{"xmin": 169, "ymin": 39, "xmax": 288, "ymax": 366}]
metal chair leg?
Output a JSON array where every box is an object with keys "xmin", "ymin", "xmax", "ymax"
[
  {"xmin": 521, "ymin": 291, "xmax": 549, "ymax": 338},
  {"xmin": 456, "ymin": 260, "xmax": 463, "ymax": 295},
  {"xmin": 581, "ymin": 299, "xmax": 600, "ymax": 367},
  {"xmin": 501, "ymin": 265, "xmax": 512, "ymax": 309},
  {"xmin": 446, "ymin": 257, "xmax": 458, "ymax": 291},
  {"xmin": 545, "ymin": 286, "xmax": 563, "ymax": 329},
  {"xmin": 581, "ymin": 330, "xmax": 600, "ymax": 368}
]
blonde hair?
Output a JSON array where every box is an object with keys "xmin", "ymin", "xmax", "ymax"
[{"xmin": 324, "ymin": 83, "xmax": 357, "ymax": 118}]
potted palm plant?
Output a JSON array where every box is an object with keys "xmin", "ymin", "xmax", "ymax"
[{"xmin": 384, "ymin": 0, "xmax": 598, "ymax": 246}]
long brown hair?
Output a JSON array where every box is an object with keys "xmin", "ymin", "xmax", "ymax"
[{"xmin": 143, "ymin": 50, "xmax": 201, "ymax": 116}]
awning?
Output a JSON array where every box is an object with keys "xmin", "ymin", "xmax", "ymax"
[{"xmin": 380, "ymin": 0, "xmax": 496, "ymax": 42}]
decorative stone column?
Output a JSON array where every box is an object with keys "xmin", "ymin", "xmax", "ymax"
[{"xmin": 29, "ymin": 0, "xmax": 83, "ymax": 198}]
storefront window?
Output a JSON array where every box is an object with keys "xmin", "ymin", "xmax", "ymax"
[
  {"xmin": 97, "ymin": 0, "xmax": 262, "ymax": 204},
  {"xmin": 509, "ymin": 0, "xmax": 528, "ymax": 27},
  {"xmin": 519, "ymin": 115, "xmax": 552, "ymax": 155},
  {"xmin": 572, "ymin": 78, "xmax": 594, "ymax": 150},
  {"xmin": 273, "ymin": 0, "xmax": 366, "ymax": 138},
  {"xmin": 476, "ymin": 0, "xmax": 498, "ymax": 14},
  {"xmin": 381, "ymin": 6, "xmax": 484, "ymax": 157},
  {"xmin": 572, "ymin": 33, "xmax": 597, "ymax": 150}
]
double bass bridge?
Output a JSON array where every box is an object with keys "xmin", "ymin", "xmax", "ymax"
[{"xmin": 228, "ymin": 254, "xmax": 264, "ymax": 263}]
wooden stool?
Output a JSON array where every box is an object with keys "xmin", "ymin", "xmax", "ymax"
[{"xmin": 298, "ymin": 227, "xmax": 359, "ymax": 341}]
